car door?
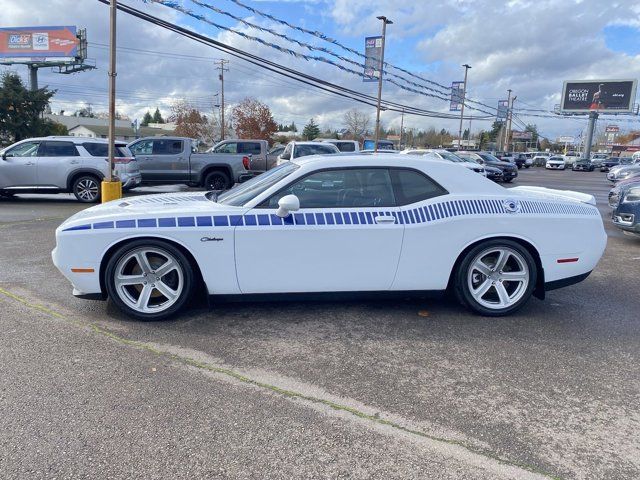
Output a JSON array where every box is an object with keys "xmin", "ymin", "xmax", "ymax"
[
  {"xmin": 234, "ymin": 167, "xmax": 404, "ymax": 293},
  {"xmin": 37, "ymin": 141, "xmax": 81, "ymax": 188},
  {"xmin": 0, "ymin": 140, "xmax": 40, "ymax": 188},
  {"xmin": 128, "ymin": 139, "xmax": 153, "ymax": 180},
  {"xmin": 151, "ymin": 139, "xmax": 187, "ymax": 183}
]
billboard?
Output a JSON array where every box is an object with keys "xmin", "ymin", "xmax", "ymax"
[
  {"xmin": 363, "ymin": 36, "xmax": 382, "ymax": 82},
  {"xmin": 450, "ymin": 81, "xmax": 464, "ymax": 111},
  {"xmin": 560, "ymin": 80, "xmax": 637, "ymax": 113},
  {"xmin": 605, "ymin": 125, "xmax": 620, "ymax": 133},
  {"xmin": 558, "ymin": 136, "xmax": 574, "ymax": 143},
  {"xmin": 0, "ymin": 26, "xmax": 80, "ymax": 64},
  {"xmin": 511, "ymin": 131, "xmax": 533, "ymax": 140},
  {"xmin": 497, "ymin": 100, "xmax": 508, "ymax": 121}
]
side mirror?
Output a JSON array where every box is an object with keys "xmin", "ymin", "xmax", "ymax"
[
  {"xmin": 280, "ymin": 152, "xmax": 291, "ymax": 161},
  {"xmin": 1, "ymin": 152, "xmax": 6, "ymax": 161},
  {"xmin": 276, "ymin": 194, "xmax": 300, "ymax": 218}
]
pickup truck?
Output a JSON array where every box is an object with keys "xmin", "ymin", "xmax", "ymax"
[
  {"xmin": 128, "ymin": 136, "xmax": 251, "ymax": 190},
  {"xmin": 208, "ymin": 139, "xmax": 271, "ymax": 173}
]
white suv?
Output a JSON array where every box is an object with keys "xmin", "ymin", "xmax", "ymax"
[
  {"xmin": 276, "ymin": 141, "xmax": 340, "ymax": 165},
  {"xmin": 0, "ymin": 136, "xmax": 141, "ymax": 202}
]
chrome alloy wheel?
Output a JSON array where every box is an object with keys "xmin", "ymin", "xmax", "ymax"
[
  {"xmin": 76, "ymin": 178, "xmax": 99, "ymax": 201},
  {"xmin": 467, "ymin": 246, "xmax": 530, "ymax": 310},
  {"xmin": 113, "ymin": 247, "xmax": 184, "ymax": 314}
]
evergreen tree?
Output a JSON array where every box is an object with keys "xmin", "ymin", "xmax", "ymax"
[
  {"xmin": 302, "ymin": 118, "xmax": 320, "ymax": 140},
  {"xmin": 141, "ymin": 111, "xmax": 153, "ymax": 127},
  {"xmin": 152, "ymin": 107, "xmax": 164, "ymax": 124}
]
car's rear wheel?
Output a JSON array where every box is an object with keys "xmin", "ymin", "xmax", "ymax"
[
  {"xmin": 72, "ymin": 175, "xmax": 101, "ymax": 203},
  {"xmin": 454, "ymin": 239, "xmax": 537, "ymax": 316},
  {"xmin": 204, "ymin": 170, "xmax": 231, "ymax": 191},
  {"xmin": 503, "ymin": 178, "xmax": 513, "ymax": 183},
  {"xmin": 105, "ymin": 240, "xmax": 194, "ymax": 320}
]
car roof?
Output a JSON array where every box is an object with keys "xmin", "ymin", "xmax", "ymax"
[
  {"xmin": 19, "ymin": 136, "xmax": 126, "ymax": 145},
  {"xmin": 290, "ymin": 153, "xmax": 503, "ymax": 195}
]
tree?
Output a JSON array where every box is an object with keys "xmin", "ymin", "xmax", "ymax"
[
  {"xmin": 170, "ymin": 100, "xmax": 208, "ymax": 140},
  {"xmin": 0, "ymin": 72, "xmax": 60, "ymax": 142},
  {"xmin": 524, "ymin": 124, "xmax": 539, "ymax": 145},
  {"xmin": 230, "ymin": 97, "xmax": 278, "ymax": 140},
  {"xmin": 343, "ymin": 109, "xmax": 370, "ymax": 140},
  {"xmin": 152, "ymin": 107, "xmax": 165, "ymax": 124},
  {"xmin": 75, "ymin": 106, "xmax": 94, "ymax": 118},
  {"xmin": 302, "ymin": 118, "xmax": 320, "ymax": 140},
  {"xmin": 140, "ymin": 111, "xmax": 153, "ymax": 127}
]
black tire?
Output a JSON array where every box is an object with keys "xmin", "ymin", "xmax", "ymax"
[
  {"xmin": 105, "ymin": 239, "xmax": 195, "ymax": 321},
  {"xmin": 204, "ymin": 170, "xmax": 231, "ymax": 191},
  {"xmin": 524, "ymin": 165, "xmax": 530, "ymax": 169},
  {"xmin": 503, "ymin": 178, "xmax": 513, "ymax": 183},
  {"xmin": 72, "ymin": 175, "xmax": 101, "ymax": 203},
  {"xmin": 454, "ymin": 239, "xmax": 537, "ymax": 317}
]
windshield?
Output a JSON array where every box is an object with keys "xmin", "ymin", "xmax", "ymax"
[
  {"xmin": 294, "ymin": 144, "xmax": 338, "ymax": 158},
  {"xmin": 438, "ymin": 151, "xmax": 465, "ymax": 163},
  {"xmin": 478, "ymin": 152, "xmax": 501, "ymax": 163},
  {"xmin": 216, "ymin": 162, "xmax": 299, "ymax": 206}
]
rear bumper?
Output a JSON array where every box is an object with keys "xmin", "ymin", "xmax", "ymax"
[
  {"xmin": 545, "ymin": 271, "xmax": 592, "ymax": 291},
  {"xmin": 121, "ymin": 173, "xmax": 142, "ymax": 190}
]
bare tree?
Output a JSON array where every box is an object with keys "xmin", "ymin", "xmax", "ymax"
[{"xmin": 343, "ymin": 109, "xmax": 371, "ymax": 140}]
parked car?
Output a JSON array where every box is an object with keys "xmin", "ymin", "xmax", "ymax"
[
  {"xmin": 572, "ymin": 158, "xmax": 595, "ymax": 172},
  {"xmin": 610, "ymin": 180, "xmax": 640, "ymax": 238},
  {"xmin": 546, "ymin": 156, "xmax": 566, "ymax": 170},
  {"xmin": 532, "ymin": 153, "xmax": 551, "ymax": 167},
  {"xmin": 497, "ymin": 152, "xmax": 525, "ymax": 169},
  {"xmin": 607, "ymin": 164, "xmax": 640, "ymax": 182},
  {"xmin": 608, "ymin": 177, "xmax": 640, "ymax": 206},
  {"xmin": 522, "ymin": 152, "xmax": 534, "ymax": 168},
  {"xmin": 360, "ymin": 149, "xmax": 398, "ymax": 154},
  {"xmin": 208, "ymin": 139, "xmax": 270, "ymax": 173},
  {"xmin": 600, "ymin": 158, "xmax": 620, "ymax": 172},
  {"xmin": 128, "ymin": 137, "xmax": 251, "ymax": 191},
  {"xmin": 457, "ymin": 151, "xmax": 518, "ymax": 183},
  {"xmin": 563, "ymin": 151, "xmax": 580, "ymax": 165},
  {"xmin": 276, "ymin": 141, "xmax": 340, "ymax": 165},
  {"xmin": 483, "ymin": 164, "xmax": 504, "ymax": 182},
  {"xmin": 0, "ymin": 136, "xmax": 140, "ymax": 203},
  {"xmin": 266, "ymin": 145, "xmax": 285, "ymax": 170},
  {"xmin": 321, "ymin": 139, "xmax": 360, "ymax": 152},
  {"xmin": 407, "ymin": 149, "xmax": 486, "ymax": 176},
  {"xmin": 52, "ymin": 153, "xmax": 606, "ymax": 320},
  {"xmin": 362, "ymin": 139, "xmax": 395, "ymax": 150}
]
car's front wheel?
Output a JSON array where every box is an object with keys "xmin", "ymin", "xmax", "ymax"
[
  {"xmin": 105, "ymin": 240, "xmax": 194, "ymax": 320},
  {"xmin": 72, "ymin": 175, "xmax": 101, "ymax": 203},
  {"xmin": 454, "ymin": 240, "xmax": 537, "ymax": 316}
]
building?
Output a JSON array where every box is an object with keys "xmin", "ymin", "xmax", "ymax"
[{"xmin": 45, "ymin": 114, "xmax": 176, "ymax": 142}]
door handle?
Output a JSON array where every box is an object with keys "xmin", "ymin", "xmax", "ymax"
[
  {"xmin": 375, "ymin": 215, "xmax": 396, "ymax": 224},
  {"xmin": 24, "ymin": 162, "xmax": 35, "ymax": 166},
  {"xmin": 70, "ymin": 160, "xmax": 79, "ymax": 164}
]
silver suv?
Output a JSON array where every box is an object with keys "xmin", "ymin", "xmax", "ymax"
[{"xmin": 0, "ymin": 136, "xmax": 141, "ymax": 203}]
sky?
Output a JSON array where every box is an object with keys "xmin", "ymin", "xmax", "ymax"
[{"xmin": 1, "ymin": 0, "xmax": 640, "ymax": 141}]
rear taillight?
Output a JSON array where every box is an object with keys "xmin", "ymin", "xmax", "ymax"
[
  {"xmin": 106, "ymin": 157, "xmax": 135, "ymax": 164},
  {"xmin": 242, "ymin": 156, "xmax": 250, "ymax": 170}
]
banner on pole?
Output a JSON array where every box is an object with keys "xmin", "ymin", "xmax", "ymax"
[
  {"xmin": 450, "ymin": 81, "xmax": 464, "ymax": 111},
  {"xmin": 363, "ymin": 36, "xmax": 382, "ymax": 82}
]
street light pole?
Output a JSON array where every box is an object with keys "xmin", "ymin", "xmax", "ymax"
[
  {"xmin": 502, "ymin": 89, "xmax": 512, "ymax": 152},
  {"xmin": 457, "ymin": 64, "xmax": 471, "ymax": 149},
  {"xmin": 374, "ymin": 16, "xmax": 392, "ymax": 153}
]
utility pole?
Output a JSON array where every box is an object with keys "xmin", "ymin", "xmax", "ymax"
[
  {"xmin": 374, "ymin": 16, "xmax": 392, "ymax": 153},
  {"xmin": 505, "ymin": 94, "xmax": 517, "ymax": 152},
  {"xmin": 399, "ymin": 108, "xmax": 404, "ymax": 149},
  {"xmin": 28, "ymin": 65, "xmax": 38, "ymax": 91},
  {"xmin": 101, "ymin": 0, "xmax": 122, "ymax": 202},
  {"xmin": 457, "ymin": 64, "xmax": 471, "ymax": 149},
  {"xmin": 215, "ymin": 59, "xmax": 229, "ymax": 140},
  {"xmin": 502, "ymin": 89, "xmax": 512, "ymax": 152}
]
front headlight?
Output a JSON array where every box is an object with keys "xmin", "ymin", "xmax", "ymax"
[{"xmin": 623, "ymin": 187, "xmax": 640, "ymax": 203}]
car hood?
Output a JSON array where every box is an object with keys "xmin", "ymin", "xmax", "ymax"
[
  {"xmin": 57, "ymin": 192, "xmax": 245, "ymax": 231},
  {"xmin": 509, "ymin": 186, "xmax": 596, "ymax": 206},
  {"xmin": 547, "ymin": 158, "xmax": 565, "ymax": 163},
  {"xmin": 489, "ymin": 160, "xmax": 515, "ymax": 168}
]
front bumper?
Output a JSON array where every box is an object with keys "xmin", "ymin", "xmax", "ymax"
[
  {"xmin": 546, "ymin": 164, "xmax": 565, "ymax": 169},
  {"xmin": 121, "ymin": 173, "xmax": 142, "ymax": 190}
]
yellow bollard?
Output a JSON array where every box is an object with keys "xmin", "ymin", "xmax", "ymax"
[{"xmin": 101, "ymin": 180, "xmax": 122, "ymax": 203}]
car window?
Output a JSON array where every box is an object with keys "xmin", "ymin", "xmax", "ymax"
[
  {"xmin": 264, "ymin": 168, "xmax": 395, "ymax": 209},
  {"xmin": 5, "ymin": 141, "xmax": 40, "ymax": 157},
  {"xmin": 268, "ymin": 146, "xmax": 284, "ymax": 155},
  {"xmin": 83, "ymin": 143, "xmax": 131, "ymax": 157},
  {"xmin": 39, "ymin": 141, "xmax": 79, "ymax": 157},
  {"xmin": 217, "ymin": 162, "xmax": 299, "ymax": 206},
  {"xmin": 214, "ymin": 142, "xmax": 237, "ymax": 154},
  {"xmin": 390, "ymin": 169, "xmax": 448, "ymax": 205},
  {"xmin": 438, "ymin": 151, "xmax": 465, "ymax": 162},
  {"xmin": 129, "ymin": 140, "xmax": 153, "ymax": 155},
  {"xmin": 293, "ymin": 144, "xmax": 339, "ymax": 158},
  {"xmin": 238, "ymin": 142, "xmax": 262, "ymax": 155},
  {"xmin": 336, "ymin": 142, "xmax": 356, "ymax": 152},
  {"xmin": 153, "ymin": 139, "xmax": 183, "ymax": 155},
  {"xmin": 479, "ymin": 153, "xmax": 501, "ymax": 163}
]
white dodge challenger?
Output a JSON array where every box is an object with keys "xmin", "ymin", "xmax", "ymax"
[{"xmin": 52, "ymin": 155, "xmax": 607, "ymax": 320}]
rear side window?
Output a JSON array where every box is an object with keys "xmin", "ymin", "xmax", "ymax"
[
  {"xmin": 83, "ymin": 143, "xmax": 108, "ymax": 156},
  {"xmin": 39, "ymin": 141, "xmax": 79, "ymax": 157},
  {"xmin": 129, "ymin": 140, "xmax": 152, "ymax": 155},
  {"xmin": 336, "ymin": 142, "xmax": 356, "ymax": 152},
  {"xmin": 390, "ymin": 169, "xmax": 447, "ymax": 206},
  {"xmin": 152, "ymin": 139, "xmax": 183, "ymax": 155},
  {"xmin": 238, "ymin": 142, "xmax": 262, "ymax": 155}
]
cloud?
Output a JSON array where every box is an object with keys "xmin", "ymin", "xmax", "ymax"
[{"xmin": 1, "ymin": 0, "xmax": 638, "ymax": 140}]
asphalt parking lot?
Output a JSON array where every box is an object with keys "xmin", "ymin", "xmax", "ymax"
[{"xmin": 1, "ymin": 168, "xmax": 639, "ymax": 479}]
